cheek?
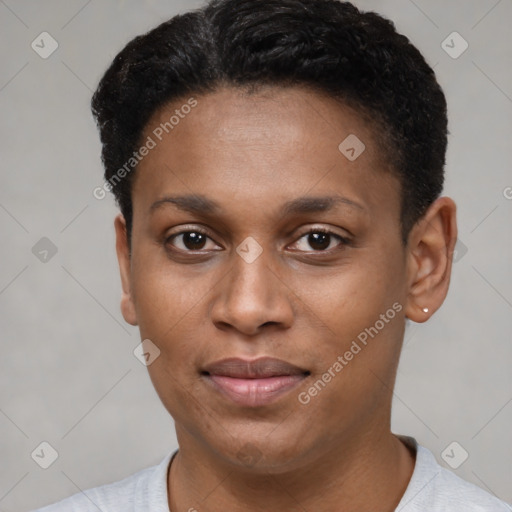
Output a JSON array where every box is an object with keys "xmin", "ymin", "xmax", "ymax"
[
  {"xmin": 290, "ymin": 254, "xmax": 403, "ymax": 336},
  {"xmin": 130, "ymin": 251, "xmax": 210, "ymax": 339},
  {"xmin": 296, "ymin": 314, "xmax": 405, "ymax": 435},
  {"xmin": 290, "ymin": 254, "xmax": 406, "ymax": 393},
  {"xmin": 145, "ymin": 357, "xmax": 208, "ymax": 433}
]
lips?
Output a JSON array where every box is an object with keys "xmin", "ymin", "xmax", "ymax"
[
  {"xmin": 201, "ymin": 357, "xmax": 310, "ymax": 407},
  {"xmin": 202, "ymin": 356, "xmax": 308, "ymax": 379}
]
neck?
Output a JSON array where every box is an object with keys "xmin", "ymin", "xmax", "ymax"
[{"xmin": 168, "ymin": 429, "xmax": 416, "ymax": 512}]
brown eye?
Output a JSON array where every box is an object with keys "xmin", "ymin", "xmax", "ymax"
[
  {"xmin": 166, "ymin": 230, "xmax": 219, "ymax": 252},
  {"xmin": 291, "ymin": 229, "xmax": 348, "ymax": 252},
  {"xmin": 181, "ymin": 232, "xmax": 207, "ymax": 250},
  {"xmin": 307, "ymin": 232, "xmax": 331, "ymax": 250}
]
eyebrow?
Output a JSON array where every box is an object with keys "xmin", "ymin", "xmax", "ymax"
[{"xmin": 150, "ymin": 194, "xmax": 365, "ymax": 216}]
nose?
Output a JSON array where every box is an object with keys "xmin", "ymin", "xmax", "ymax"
[{"xmin": 210, "ymin": 248, "xmax": 294, "ymax": 336}]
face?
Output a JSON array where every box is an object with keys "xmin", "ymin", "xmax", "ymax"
[{"xmin": 118, "ymin": 85, "xmax": 414, "ymax": 472}]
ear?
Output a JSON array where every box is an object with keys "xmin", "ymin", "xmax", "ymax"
[
  {"xmin": 114, "ymin": 214, "xmax": 138, "ymax": 326},
  {"xmin": 404, "ymin": 197, "xmax": 457, "ymax": 322}
]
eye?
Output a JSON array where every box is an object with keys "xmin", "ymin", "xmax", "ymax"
[
  {"xmin": 165, "ymin": 228, "xmax": 221, "ymax": 252},
  {"xmin": 290, "ymin": 228, "xmax": 349, "ymax": 252}
]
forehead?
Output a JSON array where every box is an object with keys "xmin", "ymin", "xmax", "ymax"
[
  {"xmin": 132, "ymin": 85, "xmax": 398, "ymax": 220},
  {"xmin": 144, "ymin": 85, "xmax": 380, "ymax": 151}
]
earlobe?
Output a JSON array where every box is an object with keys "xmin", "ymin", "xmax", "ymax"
[
  {"xmin": 404, "ymin": 197, "xmax": 457, "ymax": 323},
  {"xmin": 114, "ymin": 214, "xmax": 138, "ymax": 326}
]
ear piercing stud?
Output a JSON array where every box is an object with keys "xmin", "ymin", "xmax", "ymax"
[{"xmin": 422, "ymin": 307, "xmax": 429, "ymax": 313}]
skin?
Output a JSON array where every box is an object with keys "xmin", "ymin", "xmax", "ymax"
[{"xmin": 114, "ymin": 85, "xmax": 457, "ymax": 512}]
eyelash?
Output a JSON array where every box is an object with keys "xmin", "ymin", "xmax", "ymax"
[
  {"xmin": 290, "ymin": 227, "xmax": 350, "ymax": 252},
  {"xmin": 164, "ymin": 226, "xmax": 350, "ymax": 254}
]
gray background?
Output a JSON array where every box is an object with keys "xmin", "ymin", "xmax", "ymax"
[{"xmin": 1, "ymin": 0, "xmax": 511, "ymax": 510}]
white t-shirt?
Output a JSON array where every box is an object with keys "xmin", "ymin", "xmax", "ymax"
[{"xmin": 33, "ymin": 436, "xmax": 511, "ymax": 511}]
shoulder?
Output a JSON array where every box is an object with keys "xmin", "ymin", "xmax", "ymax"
[
  {"xmin": 426, "ymin": 461, "xmax": 511, "ymax": 511},
  {"xmin": 31, "ymin": 451, "xmax": 175, "ymax": 512},
  {"xmin": 32, "ymin": 466, "xmax": 155, "ymax": 512},
  {"xmin": 397, "ymin": 438, "xmax": 511, "ymax": 512}
]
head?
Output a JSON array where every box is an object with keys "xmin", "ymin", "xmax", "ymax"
[{"xmin": 91, "ymin": 0, "xmax": 456, "ymax": 471}]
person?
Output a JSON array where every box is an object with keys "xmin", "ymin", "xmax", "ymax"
[{"xmin": 34, "ymin": 0, "xmax": 511, "ymax": 510}]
